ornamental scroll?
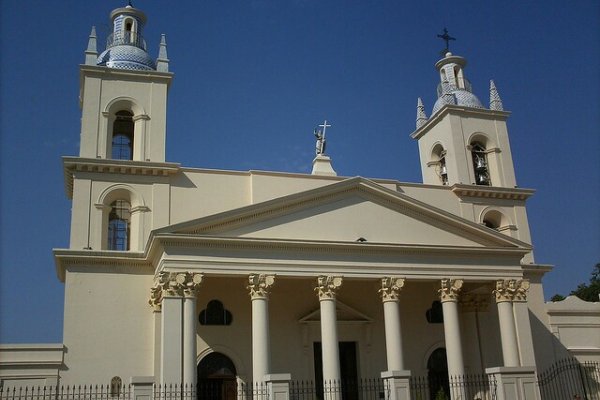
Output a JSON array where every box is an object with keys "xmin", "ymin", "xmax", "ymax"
[
  {"xmin": 438, "ymin": 278, "xmax": 464, "ymax": 302},
  {"xmin": 149, "ymin": 271, "xmax": 204, "ymax": 311},
  {"xmin": 493, "ymin": 279, "xmax": 530, "ymax": 303},
  {"xmin": 315, "ymin": 275, "xmax": 343, "ymax": 300},
  {"xmin": 248, "ymin": 274, "xmax": 275, "ymax": 300},
  {"xmin": 379, "ymin": 277, "xmax": 405, "ymax": 302}
]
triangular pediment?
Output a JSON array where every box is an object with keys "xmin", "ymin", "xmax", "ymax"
[
  {"xmin": 156, "ymin": 177, "xmax": 529, "ymax": 249},
  {"xmin": 299, "ymin": 301, "xmax": 373, "ymax": 324}
]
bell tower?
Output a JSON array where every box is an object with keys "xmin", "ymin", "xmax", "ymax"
[
  {"xmin": 64, "ymin": 4, "xmax": 177, "ymax": 253},
  {"xmin": 79, "ymin": 4, "xmax": 172, "ymax": 162},
  {"xmin": 411, "ymin": 51, "xmax": 517, "ymax": 189}
]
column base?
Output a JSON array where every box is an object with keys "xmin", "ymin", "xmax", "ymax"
[
  {"xmin": 381, "ymin": 370, "xmax": 411, "ymax": 400},
  {"xmin": 486, "ymin": 366, "xmax": 540, "ymax": 400},
  {"xmin": 265, "ymin": 374, "xmax": 291, "ymax": 400},
  {"xmin": 130, "ymin": 376, "xmax": 155, "ymax": 400}
]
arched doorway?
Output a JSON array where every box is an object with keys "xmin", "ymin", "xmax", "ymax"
[
  {"xmin": 427, "ymin": 348, "xmax": 449, "ymax": 400},
  {"xmin": 197, "ymin": 352, "xmax": 237, "ymax": 400}
]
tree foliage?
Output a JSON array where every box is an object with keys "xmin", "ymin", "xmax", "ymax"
[
  {"xmin": 552, "ymin": 263, "xmax": 600, "ymax": 302},
  {"xmin": 570, "ymin": 263, "xmax": 600, "ymax": 302}
]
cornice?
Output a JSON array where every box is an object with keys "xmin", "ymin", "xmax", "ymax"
[
  {"xmin": 62, "ymin": 156, "xmax": 180, "ymax": 198},
  {"xmin": 53, "ymin": 248, "xmax": 151, "ymax": 282},
  {"xmin": 154, "ymin": 234, "xmax": 529, "ymax": 259},
  {"xmin": 451, "ymin": 184, "xmax": 535, "ymax": 201},
  {"xmin": 411, "ymin": 105, "xmax": 511, "ymax": 140},
  {"xmin": 79, "ymin": 64, "xmax": 173, "ymax": 81}
]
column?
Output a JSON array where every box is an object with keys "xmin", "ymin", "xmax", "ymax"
[
  {"xmin": 493, "ymin": 279, "xmax": 529, "ymax": 367},
  {"xmin": 439, "ymin": 279, "xmax": 465, "ymax": 377},
  {"xmin": 149, "ymin": 271, "xmax": 203, "ymax": 385},
  {"xmin": 183, "ymin": 273, "xmax": 203, "ymax": 386},
  {"xmin": 315, "ymin": 275, "xmax": 343, "ymax": 397},
  {"xmin": 379, "ymin": 277, "xmax": 406, "ymax": 371},
  {"xmin": 248, "ymin": 274, "xmax": 276, "ymax": 383}
]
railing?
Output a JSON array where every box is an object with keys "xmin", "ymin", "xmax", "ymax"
[
  {"xmin": 289, "ymin": 379, "xmax": 387, "ymax": 400},
  {"xmin": 0, "ymin": 382, "xmax": 268, "ymax": 400},
  {"xmin": 106, "ymin": 31, "xmax": 147, "ymax": 51},
  {"xmin": 537, "ymin": 359, "xmax": 600, "ymax": 400},
  {"xmin": 410, "ymin": 374, "xmax": 496, "ymax": 400}
]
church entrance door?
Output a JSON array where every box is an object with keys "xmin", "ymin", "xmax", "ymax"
[
  {"xmin": 197, "ymin": 352, "xmax": 237, "ymax": 400},
  {"xmin": 313, "ymin": 342, "xmax": 359, "ymax": 400},
  {"xmin": 427, "ymin": 348, "xmax": 449, "ymax": 400}
]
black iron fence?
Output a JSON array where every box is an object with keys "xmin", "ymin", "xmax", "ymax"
[
  {"xmin": 289, "ymin": 379, "xmax": 386, "ymax": 400},
  {"xmin": 537, "ymin": 359, "xmax": 600, "ymax": 400},
  {"xmin": 410, "ymin": 373, "xmax": 496, "ymax": 400},
  {"xmin": 0, "ymin": 382, "xmax": 267, "ymax": 400}
]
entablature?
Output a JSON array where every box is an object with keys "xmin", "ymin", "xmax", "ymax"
[
  {"xmin": 62, "ymin": 156, "xmax": 180, "ymax": 198},
  {"xmin": 451, "ymin": 183, "xmax": 535, "ymax": 201}
]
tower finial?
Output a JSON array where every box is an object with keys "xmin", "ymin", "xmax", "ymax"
[
  {"xmin": 416, "ymin": 98, "xmax": 428, "ymax": 129},
  {"xmin": 489, "ymin": 80, "xmax": 504, "ymax": 111},
  {"xmin": 84, "ymin": 26, "xmax": 98, "ymax": 65},
  {"xmin": 437, "ymin": 28, "xmax": 456, "ymax": 55},
  {"xmin": 156, "ymin": 34, "xmax": 170, "ymax": 72}
]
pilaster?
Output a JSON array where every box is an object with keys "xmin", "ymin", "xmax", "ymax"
[{"xmin": 149, "ymin": 271, "xmax": 203, "ymax": 385}]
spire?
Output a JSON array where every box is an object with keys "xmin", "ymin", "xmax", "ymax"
[
  {"xmin": 416, "ymin": 98, "xmax": 428, "ymax": 129},
  {"xmin": 84, "ymin": 26, "xmax": 98, "ymax": 65},
  {"xmin": 489, "ymin": 80, "xmax": 504, "ymax": 111},
  {"xmin": 156, "ymin": 34, "xmax": 170, "ymax": 72}
]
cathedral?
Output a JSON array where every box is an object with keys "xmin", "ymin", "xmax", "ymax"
[{"xmin": 1, "ymin": 4, "xmax": 599, "ymax": 400}]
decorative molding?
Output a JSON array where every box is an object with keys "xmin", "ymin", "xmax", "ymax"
[
  {"xmin": 493, "ymin": 279, "xmax": 530, "ymax": 303},
  {"xmin": 451, "ymin": 184, "xmax": 535, "ymax": 201},
  {"xmin": 459, "ymin": 293, "xmax": 491, "ymax": 312},
  {"xmin": 379, "ymin": 277, "xmax": 405, "ymax": 302},
  {"xmin": 149, "ymin": 271, "xmax": 203, "ymax": 310},
  {"xmin": 439, "ymin": 278, "xmax": 463, "ymax": 302},
  {"xmin": 62, "ymin": 156, "xmax": 180, "ymax": 199},
  {"xmin": 315, "ymin": 275, "xmax": 343, "ymax": 300},
  {"xmin": 247, "ymin": 274, "xmax": 275, "ymax": 300}
]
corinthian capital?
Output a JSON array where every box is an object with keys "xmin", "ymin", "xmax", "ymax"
[
  {"xmin": 148, "ymin": 271, "xmax": 204, "ymax": 310},
  {"xmin": 493, "ymin": 279, "xmax": 530, "ymax": 303},
  {"xmin": 438, "ymin": 279, "xmax": 463, "ymax": 302},
  {"xmin": 248, "ymin": 274, "xmax": 275, "ymax": 299},
  {"xmin": 315, "ymin": 276, "xmax": 343, "ymax": 300},
  {"xmin": 379, "ymin": 277, "xmax": 405, "ymax": 302}
]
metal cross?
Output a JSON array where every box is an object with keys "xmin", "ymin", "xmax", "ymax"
[
  {"xmin": 437, "ymin": 28, "xmax": 456, "ymax": 51},
  {"xmin": 319, "ymin": 120, "xmax": 331, "ymax": 139}
]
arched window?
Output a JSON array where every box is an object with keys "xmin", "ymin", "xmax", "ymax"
[
  {"xmin": 110, "ymin": 376, "xmax": 122, "ymax": 397},
  {"xmin": 431, "ymin": 145, "xmax": 448, "ymax": 185},
  {"xmin": 112, "ymin": 111, "xmax": 134, "ymax": 160},
  {"xmin": 471, "ymin": 142, "xmax": 490, "ymax": 186},
  {"xmin": 199, "ymin": 300, "xmax": 233, "ymax": 325},
  {"xmin": 108, "ymin": 200, "xmax": 131, "ymax": 250}
]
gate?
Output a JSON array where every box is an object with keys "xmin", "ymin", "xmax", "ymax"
[{"xmin": 537, "ymin": 359, "xmax": 600, "ymax": 400}]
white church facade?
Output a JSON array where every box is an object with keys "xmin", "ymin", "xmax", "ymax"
[{"xmin": 1, "ymin": 4, "xmax": 599, "ymax": 400}]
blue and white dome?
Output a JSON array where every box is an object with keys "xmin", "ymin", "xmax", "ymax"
[
  {"xmin": 96, "ymin": 5, "xmax": 156, "ymax": 71},
  {"xmin": 432, "ymin": 87, "xmax": 484, "ymax": 115},
  {"xmin": 98, "ymin": 45, "xmax": 156, "ymax": 71}
]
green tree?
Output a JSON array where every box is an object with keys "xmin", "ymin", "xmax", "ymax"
[{"xmin": 570, "ymin": 263, "xmax": 600, "ymax": 302}]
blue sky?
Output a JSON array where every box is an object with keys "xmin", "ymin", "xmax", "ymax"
[{"xmin": 0, "ymin": 1, "xmax": 598, "ymax": 344}]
